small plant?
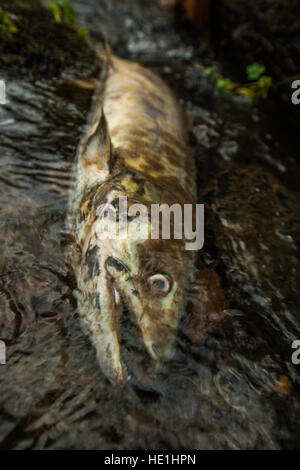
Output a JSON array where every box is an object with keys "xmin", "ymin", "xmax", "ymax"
[
  {"xmin": 47, "ymin": 0, "xmax": 87, "ymax": 38},
  {"xmin": 246, "ymin": 64, "xmax": 266, "ymax": 81},
  {"xmin": 48, "ymin": 0, "xmax": 76, "ymax": 27},
  {"xmin": 217, "ymin": 78, "xmax": 233, "ymax": 90},
  {"xmin": 203, "ymin": 65, "xmax": 218, "ymax": 76},
  {"xmin": 245, "ymin": 63, "xmax": 272, "ymax": 99},
  {"xmin": 0, "ymin": 7, "xmax": 18, "ymax": 34},
  {"xmin": 201, "ymin": 62, "xmax": 272, "ymax": 102}
]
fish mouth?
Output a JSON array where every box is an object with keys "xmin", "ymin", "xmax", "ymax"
[
  {"xmin": 91, "ymin": 256, "xmax": 177, "ymax": 385},
  {"xmin": 116, "ymin": 289, "xmax": 159, "ymax": 384},
  {"xmin": 104, "ymin": 256, "xmax": 160, "ymax": 383}
]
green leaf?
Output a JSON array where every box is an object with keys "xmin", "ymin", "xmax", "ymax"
[
  {"xmin": 0, "ymin": 8, "xmax": 18, "ymax": 34},
  {"xmin": 246, "ymin": 64, "xmax": 266, "ymax": 81},
  {"xmin": 217, "ymin": 78, "xmax": 231, "ymax": 89},
  {"xmin": 258, "ymin": 75, "xmax": 272, "ymax": 87},
  {"xmin": 48, "ymin": 2, "xmax": 61, "ymax": 23},
  {"xmin": 204, "ymin": 65, "xmax": 217, "ymax": 75},
  {"xmin": 48, "ymin": 0, "xmax": 76, "ymax": 27}
]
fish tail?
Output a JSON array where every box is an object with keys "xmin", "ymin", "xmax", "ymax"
[
  {"xmin": 97, "ymin": 37, "xmax": 115, "ymax": 73},
  {"xmin": 84, "ymin": 38, "xmax": 114, "ymax": 133},
  {"xmin": 103, "ymin": 38, "xmax": 115, "ymax": 71}
]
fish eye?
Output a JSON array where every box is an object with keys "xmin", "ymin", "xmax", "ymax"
[{"xmin": 148, "ymin": 274, "xmax": 172, "ymax": 294}]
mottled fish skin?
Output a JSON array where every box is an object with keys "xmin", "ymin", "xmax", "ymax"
[{"xmin": 68, "ymin": 52, "xmax": 197, "ymax": 383}]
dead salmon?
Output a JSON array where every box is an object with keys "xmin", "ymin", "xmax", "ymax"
[{"xmin": 67, "ymin": 48, "xmax": 198, "ymax": 383}]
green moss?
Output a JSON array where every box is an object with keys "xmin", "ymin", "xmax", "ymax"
[{"xmin": 0, "ymin": 0, "xmax": 99, "ymax": 79}]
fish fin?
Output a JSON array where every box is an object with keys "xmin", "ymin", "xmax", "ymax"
[
  {"xmin": 64, "ymin": 77, "xmax": 97, "ymax": 90},
  {"xmin": 81, "ymin": 107, "xmax": 113, "ymax": 172}
]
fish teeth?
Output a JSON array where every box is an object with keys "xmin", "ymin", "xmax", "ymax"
[{"xmin": 114, "ymin": 287, "xmax": 120, "ymax": 304}]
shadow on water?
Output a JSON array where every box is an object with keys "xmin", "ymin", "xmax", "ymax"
[{"xmin": 0, "ymin": 0, "xmax": 299, "ymax": 449}]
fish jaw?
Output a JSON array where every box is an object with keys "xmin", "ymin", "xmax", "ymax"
[
  {"xmin": 110, "ymin": 270, "xmax": 182, "ymax": 362},
  {"xmin": 75, "ymin": 231, "xmax": 189, "ymax": 382},
  {"xmin": 104, "ymin": 237, "xmax": 193, "ymax": 372},
  {"xmin": 75, "ymin": 239, "xmax": 128, "ymax": 383}
]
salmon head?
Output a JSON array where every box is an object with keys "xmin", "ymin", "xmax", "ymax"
[{"xmin": 74, "ymin": 170, "xmax": 196, "ymax": 383}]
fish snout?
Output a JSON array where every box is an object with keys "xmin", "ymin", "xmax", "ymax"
[{"xmin": 137, "ymin": 313, "xmax": 179, "ymax": 362}]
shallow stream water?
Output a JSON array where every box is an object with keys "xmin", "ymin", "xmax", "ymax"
[{"xmin": 0, "ymin": 0, "xmax": 299, "ymax": 449}]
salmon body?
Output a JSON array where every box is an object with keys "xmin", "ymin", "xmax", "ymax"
[{"xmin": 68, "ymin": 53, "xmax": 197, "ymax": 383}]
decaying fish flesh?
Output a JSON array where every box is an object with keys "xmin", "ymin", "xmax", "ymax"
[{"xmin": 67, "ymin": 49, "xmax": 197, "ymax": 383}]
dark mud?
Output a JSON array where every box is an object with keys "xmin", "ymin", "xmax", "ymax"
[{"xmin": 0, "ymin": 0, "xmax": 299, "ymax": 449}]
